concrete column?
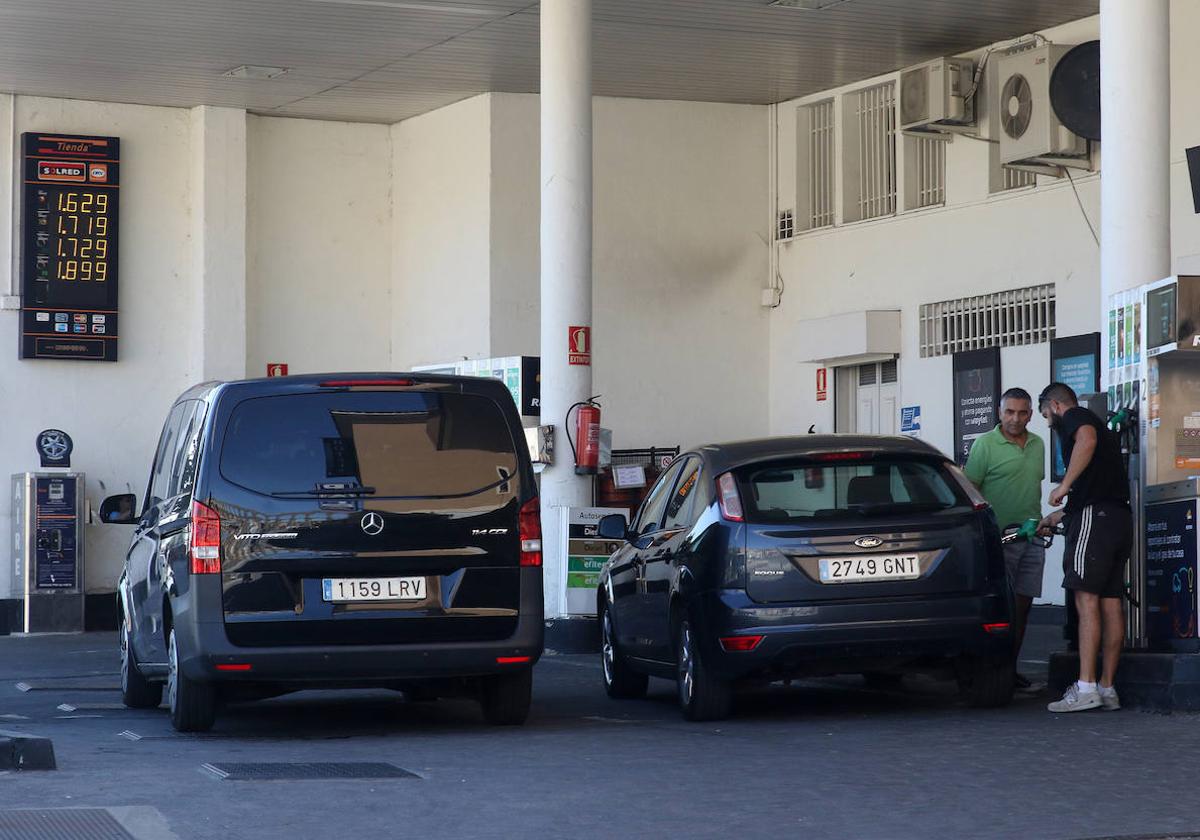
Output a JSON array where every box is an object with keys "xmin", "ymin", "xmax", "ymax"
[
  {"xmin": 1100, "ymin": 0, "xmax": 1171, "ymax": 343},
  {"xmin": 189, "ymin": 105, "xmax": 247, "ymax": 382},
  {"xmin": 539, "ymin": 0, "xmax": 593, "ymax": 619}
]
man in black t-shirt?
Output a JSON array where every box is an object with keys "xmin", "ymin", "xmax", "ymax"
[{"xmin": 1037, "ymin": 383, "xmax": 1133, "ymax": 714}]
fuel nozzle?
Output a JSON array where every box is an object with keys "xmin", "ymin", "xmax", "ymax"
[{"xmin": 1016, "ymin": 517, "xmax": 1041, "ymax": 541}]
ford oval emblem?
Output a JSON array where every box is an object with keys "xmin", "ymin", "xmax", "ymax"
[{"xmin": 854, "ymin": 536, "xmax": 883, "ymax": 548}]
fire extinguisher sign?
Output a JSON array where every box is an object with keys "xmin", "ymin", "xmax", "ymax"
[{"xmin": 568, "ymin": 325, "xmax": 591, "ymax": 366}]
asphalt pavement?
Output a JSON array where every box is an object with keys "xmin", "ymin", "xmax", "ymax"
[{"xmin": 1, "ymin": 626, "xmax": 1198, "ymax": 840}]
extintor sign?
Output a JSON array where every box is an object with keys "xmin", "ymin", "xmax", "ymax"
[
  {"xmin": 816, "ymin": 367, "xmax": 828, "ymax": 401},
  {"xmin": 569, "ymin": 326, "xmax": 591, "ymax": 366}
]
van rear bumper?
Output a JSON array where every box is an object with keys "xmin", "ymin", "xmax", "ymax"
[{"xmin": 176, "ymin": 611, "xmax": 544, "ymax": 683}]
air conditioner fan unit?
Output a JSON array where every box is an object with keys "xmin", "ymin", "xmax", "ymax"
[
  {"xmin": 899, "ymin": 57, "xmax": 975, "ymax": 132},
  {"xmin": 995, "ymin": 44, "xmax": 1088, "ymax": 165}
]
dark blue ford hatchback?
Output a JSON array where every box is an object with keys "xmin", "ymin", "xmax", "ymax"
[{"xmin": 595, "ymin": 435, "xmax": 1014, "ymax": 720}]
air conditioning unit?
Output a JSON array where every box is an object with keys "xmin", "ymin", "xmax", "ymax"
[
  {"xmin": 995, "ymin": 44, "xmax": 1088, "ymax": 165},
  {"xmin": 899, "ymin": 57, "xmax": 975, "ymax": 132}
]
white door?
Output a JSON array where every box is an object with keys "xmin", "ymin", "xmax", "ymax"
[{"xmin": 842, "ymin": 359, "xmax": 898, "ymax": 434}]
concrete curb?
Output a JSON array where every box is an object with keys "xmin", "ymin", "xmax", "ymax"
[{"xmin": 0, "ymin": 730, "xmax": 57, "ymax": 771}]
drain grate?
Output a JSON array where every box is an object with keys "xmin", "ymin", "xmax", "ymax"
[
  {"xmin": 0, "ymin": 809, "xmax": 134, "ymax": 840},
  {"xmin": 201, "ymin": 761, "xmax": 419, "ymax": 781}
]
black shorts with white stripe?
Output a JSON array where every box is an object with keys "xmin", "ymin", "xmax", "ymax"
[{"xmin": 1061, "ymin": 501, "xmax": 1133, "ymax": 598}]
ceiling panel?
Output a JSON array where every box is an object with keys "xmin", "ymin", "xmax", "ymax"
[{"xmin": 0, "ymin": 0, "xmax": 1099, "ymax": 123}]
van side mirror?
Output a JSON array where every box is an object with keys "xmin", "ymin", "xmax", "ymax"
[
  {"xmin": 99, "ymin": 493, "xmax": 138, "ymax": 524},
  {"xmin": 597, "ymin": 513, "xmax": 629, "ymax": 541}
]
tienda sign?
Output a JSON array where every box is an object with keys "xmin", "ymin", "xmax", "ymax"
[{"xmin": 569, "ymin": 326, "xmax": 591, "ymax": 366}]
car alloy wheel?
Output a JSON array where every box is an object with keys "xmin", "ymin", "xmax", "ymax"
[
  {"xmin": 120, "ymin": 622, "xmax": 132, "ymax": 694},
  {"xmin": 167, "ymin": 629, "xmax": 179, "ymax": 713},
  {"xmin": 602, "ymin": 607, "xmax": 616, "ymax": 688},
  {"xmin": 678, "ymin": 623, "xmax": 695, "ymax": 706}
]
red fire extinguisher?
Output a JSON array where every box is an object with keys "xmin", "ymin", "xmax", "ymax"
[{"xmin": 570, "ymin": 398, "xmax": 602, "ymax": 475}]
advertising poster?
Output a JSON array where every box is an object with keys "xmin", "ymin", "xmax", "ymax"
[
  {"xmin": 1145, "ymin": 499, "xmax": 1198, "ymax": 650},
  {"xmin": 564, "ymin": 507, "xmax": 628, "ymax": 615},
  {"xmin": 952, "ymin": 347, "xmax": 1000, "ymax": 466},
  {"xmin": 1049, "ymin": 334, "xmax": 1101, "ymax": 481}
]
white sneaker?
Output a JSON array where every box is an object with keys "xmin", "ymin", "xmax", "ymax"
[
  {"xmin": 1099, "ymin": 687, "xmax": 1121, "ymax": 711},
  {"xmin": 1047, "ymin": 682, "xmax": 1101, "ymax": 713}
]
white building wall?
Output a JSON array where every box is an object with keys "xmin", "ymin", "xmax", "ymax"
[
  {"xmin": 390, "ymin": 94, "xmax": 492, "ymax": 369},
  {"xmin": 0, "ymin": 96, "xmax": 194, "ymax": 597},
  {"xmin": 487, "ymin": 93, "xmax": 770, "ymax": 450},
  {"xmin": 247, "ymin": 116, "xmax": 392, "ymax": 376}
]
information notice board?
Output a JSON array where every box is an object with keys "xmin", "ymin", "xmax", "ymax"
[
  {"xmin": 19, "ymin": 132, "xmax": 120, "ymax": 362},
  {"xmin": 1145, "ymin": 498, "xmax": 1198, "ymax": 650},
  {"xmin": 952, "ymin": 347, "xmax": 1001, "ymax": 466}
]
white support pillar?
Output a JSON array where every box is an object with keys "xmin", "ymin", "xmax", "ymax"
[
  {"xmin": 539, "ymin": 0, "xmax": 593, "ymax": 619},
  {"xmin": 189, "ymin": 105, "xmax": 247, "ymax": 383},
  {"xmin": 1100, "ymin": 0, "xmax": 1171, "ymax": 341}
]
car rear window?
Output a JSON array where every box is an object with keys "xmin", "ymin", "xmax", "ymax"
[
  {"xmin": 219, "ymin": 391, "xmax": 520, "ymax": 508},
  {"xmin": 739, "ymin": 456, "xmax": 969, "ymax": 523}
]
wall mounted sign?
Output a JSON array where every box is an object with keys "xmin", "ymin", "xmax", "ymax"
[
  {"xmin": 952, "ymin": 347, "xmax": 1000, "ymax": 466},
  {"xmin": 36, "ymin": 428, "xmax": 73, "ymax": 468},
  {"xmin": 19, "ymin": 132, "xmax": 120, "ymax": 362},
  {"xmin": 568, "ymin": 326, "xmax": 591, "ymax": 366},
  {"xmin": 1049, "ymin": 333, "xmax": 1101, "ymax": 482},
  {"xmin": 816, "ymin": 367, "xmax": 828, "ymax": 401},
  {"xmin": 900, "ymin": 405, "xmax": 921, "ymax": 437},
  {"xmin": 267, "ymin": 363, "xmax": 289, "ymax": 377}
]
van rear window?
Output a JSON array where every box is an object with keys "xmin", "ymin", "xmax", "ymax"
[
  {"xmin": 739, "ymin": 457, "xmax": 968, "ymax": 523},
  {"xmin": 219, "ymin": 391, "xmax": 520, "ymax": 507}
]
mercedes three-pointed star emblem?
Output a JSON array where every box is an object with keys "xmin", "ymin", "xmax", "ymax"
[{"xmin": 360, "ymin": 512, "xmax": 384, "ymax": 536}]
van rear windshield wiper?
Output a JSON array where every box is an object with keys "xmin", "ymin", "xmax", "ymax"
[{"xmin": 270, "ymin": 483, "xmax": 377, "ymax": 498}]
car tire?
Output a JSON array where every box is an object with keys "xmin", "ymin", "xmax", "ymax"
[
  {"xmin": 964, "ymin": 657, "xmax": 1015, "ymax": 708},
  {"xmin": 120, "ymin": 621, "xmax": 162, "ymax": 709},
  {"xmin": 480, "ymin": 668, "xmax": 532, "ymax": 726},
  {"xmin": 601, "ymin": 601, "xmax": 648, "ymax": 699},
  {"xmin": 676, "ymin": 617, "xmax": 732, "ymax": 722},
  {"xmin": 167, "ymin": 628, "xmax": 216, "ymax": 732},
  {"xmin": 862, "ymin": 672, "xmax": 904, "ymax": 690}
]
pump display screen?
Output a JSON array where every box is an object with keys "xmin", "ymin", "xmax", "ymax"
[
  {"xmin": 1146, "ymin": 284, "xmax": 1177, "ymax": 351},
  {"xmin": 19, "ymin": 133, "xmax": 120, "ymax": 362}
]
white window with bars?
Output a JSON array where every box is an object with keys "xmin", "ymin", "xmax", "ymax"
[
  {"xmin": 989, "ymin": 144, "xmax": 1037, "ymax": 193},
  {"xmin": 919, "ymin": 284, "xmax": 1056, "ymax": 358},
  {"xmin": 796, "ymin": 99, "xmax": 835, "ymax": 231},
  {"xmin": 842, "ymin": 83, "xmax": 896, "ymax": 223},
  {"xmin": 904, "ymin": 134, "xmax": 947, "ymax": 210}
]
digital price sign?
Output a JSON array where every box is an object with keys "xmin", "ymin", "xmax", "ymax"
[{"xmin": 19, "ymin": 132, "xmax": 120, "ymax": 362}]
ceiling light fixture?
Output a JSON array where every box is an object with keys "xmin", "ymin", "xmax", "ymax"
[
  {"xmin": 768, "ymin": 0, "xmax": 852, "ymax": 10},
  {"xmin": 304, "ymin": 0, "xmax": 504, "ymax": 15},
  {"xmin": 223, "ymin": 65, "xmax": 291, "ymax": 80}
]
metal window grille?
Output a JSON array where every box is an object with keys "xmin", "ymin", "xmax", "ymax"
[
  {"xmin": 849, "ymin": 83, "xmax": 896, "ymax": 221},
  {"xmin": 777, "ymin": 210, "xmax": 795, "ymax": 240},
  {"xmin": 909, "ymin": 135, "xmax": 945, "ymax": 209},
  {"xmin": 858, "ymin": 363, "xmax": 877, "ymax": 386},
  {"xmin": 919, "ymin": 284, "xmax": 1056, "ymax": 358},
  {"xmin": 803, "ymin": 100, "xmax": 835, "ymax": 229},
  {"xmin": 1001, "ymin": 166, "xmax": 1036, "ymax": 191}
]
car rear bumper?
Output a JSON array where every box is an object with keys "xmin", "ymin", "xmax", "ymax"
[{"xmin": 696, "ymin": 588, "xmax": 1013, "ymax": 681}]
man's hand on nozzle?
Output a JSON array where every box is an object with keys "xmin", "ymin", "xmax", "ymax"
[
  {"xmin": 1048, "ymin": 484, "xmax": 1070, "ymax": 507},
  {"xmin": 1037, "ymin": 511, "xmax": 1064, "ymax": 536}
]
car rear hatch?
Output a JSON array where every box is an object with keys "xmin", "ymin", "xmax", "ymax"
[
  {"xmin": 736, "ymin": 452, "xmax": 991, "ymax": 604},
  {"xmin": 211, "ymin": 381, "xmax": 531, "ymax": 647}
]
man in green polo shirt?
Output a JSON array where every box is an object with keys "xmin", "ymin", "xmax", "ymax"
[{"xmin": 964, "ymin": 387, "xmax": 1046, "ymax": 688}]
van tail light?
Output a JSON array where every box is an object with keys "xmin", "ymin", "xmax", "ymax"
[
  {"xmin": 717, "ymin": 472, "xmax": 744, "ymax": 522},
  {"xmin": 983, "ymin": 623, "xmax": 1011, "ymax": 635},
  {"xmin": 319, "ymin": 378, "xmax": 415, "ymax": 387},
  {"xmin": 190, "ymin": 500, "xmax": 222, "ymax": 574},
  {"xmin": 519, "ymin": 496, "xmax": 542, "ymax": 567}
]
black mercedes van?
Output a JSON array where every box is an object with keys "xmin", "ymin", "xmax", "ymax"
[{"xmin": 101, "ymin": 373, "xmax": 543, "ymax": 731}]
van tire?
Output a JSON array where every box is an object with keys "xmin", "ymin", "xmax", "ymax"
[
  {"xmin": 480, "ymin": 668, "xmax": 532, "ymax": 725},
  {"xmin": 601, "ymin": 601, "xmax": 648, "ymax": 699},
  {"xmin": 120, "ymin": 621, "xmax": 162, "ymax": 709},
  {"xmin": 168, "ymin": 629, "xmax": 216, "ymax": 732},
  {"xmin": 676, "ymin": 617, "xmax": 732, "ymax": 722},
  {"xmin": 964, "ymin": 656, "xmax": 1015, "ymax": 708}
]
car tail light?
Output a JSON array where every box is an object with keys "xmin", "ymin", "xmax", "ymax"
[
  {"xmin": 717, "ymin": 472, "xmax": 744, "ymax": 522},
  {"xmin": 983, "ymin": 622, "xmax": 1011, "ymax": 635},
  {"xmin": 319, "ymin": 378, "xmax": 415, "ymax": 387},
  {"xmin": 719, "ymin": 634, "xmax": 764, "ymax": 652},
  {"xmin": 190, "ymin": 500, "xmax": 222, "ymax": 575},
  {"xmin": 519, "ymin": 496, "xmax": 542, "ymax": 567},
  {"xmin": 215, "ymin": 663, "xmax": 252, "ymax": 672},
  {"xmin": 497, "ymin": 656, "xmax": 532, "ymax": 664}
]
